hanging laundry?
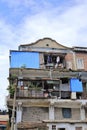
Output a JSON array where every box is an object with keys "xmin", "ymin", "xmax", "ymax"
[
  {"xmin": 55, "ymin": 56, "xmax": 60, "ymax": 68},
  {"xmin": 47, "ymin": 55, "xmax": 52, "ymax": 63},
  {"xmin": 56, "ymin": 56, "xmax": 60, "ymax": 63}
]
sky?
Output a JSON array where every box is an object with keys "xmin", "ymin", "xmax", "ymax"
[{"xmin": 0, "ymin": 0, "xmax": 87, "ymax": 109}]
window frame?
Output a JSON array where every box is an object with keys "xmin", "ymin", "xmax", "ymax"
[
  {"xmin": 52, "ymin": 125, "xmax": 56, "ymax": 130},
  {"xmin": 76, "ymin": 58, "xmax": 84, "ymax": 69},
  {"xmin": 62, "ymin": 108, "xmax": 72, "ymax": 118}
]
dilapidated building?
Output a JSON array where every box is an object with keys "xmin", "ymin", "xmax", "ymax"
[{"xmin": 7, "ymin": 38, "xmax": 87, "ymax": 130}]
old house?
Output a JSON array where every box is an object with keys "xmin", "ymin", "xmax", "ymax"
[{"xmin": 7, "ymin": 38, "xmax": 87, "ymax": 130}]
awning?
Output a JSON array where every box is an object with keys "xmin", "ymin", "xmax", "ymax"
[{"xmin": 70, "ymin": 78, "xmax": 83, "ymax": 92}]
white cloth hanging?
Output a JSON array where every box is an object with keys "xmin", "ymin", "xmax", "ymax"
[{"xmin": 56, "ymin": 56, "xmax": 60, "ymax": 63}]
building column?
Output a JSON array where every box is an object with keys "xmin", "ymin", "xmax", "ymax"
[
  {"xmin": 49, "ymin": 105, "xmax": 54, "ymax": 120},
  {"xmin": 16, "ymin": 102, "xmax": 22, "ymax": 123},
  {"xmin": 80, "ymin": 105, "xmax": 85, "ymax": 120},
  {"xmin": 72, "ymin": 51, "xmax": 77, "ymax": 70}
]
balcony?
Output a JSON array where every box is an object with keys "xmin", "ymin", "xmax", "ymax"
[
  {"xmin": 15, "ymin": 87, "xmax": 71, "ymax": 99},
  {"xmin": 8, "ymin": 77, "xmax": 75, "ymax": 99}
]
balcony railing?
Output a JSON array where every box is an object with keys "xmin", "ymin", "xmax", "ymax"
[
  {"xmin": 16, "ymin": 88, "xmax": 44, "ymax": 98},
  {"xmin": 16, "ymin": 88, "xmax": 71, "ymax": 99}
]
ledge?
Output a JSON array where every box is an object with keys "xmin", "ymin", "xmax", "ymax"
[{"xmin": 43, "ymin": 119, "xmax": 87, "ymax": 123}]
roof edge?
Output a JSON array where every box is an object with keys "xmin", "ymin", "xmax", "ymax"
[{"xmin": 19, "ymin": 37, "xmax": 71, "ymax": 49}]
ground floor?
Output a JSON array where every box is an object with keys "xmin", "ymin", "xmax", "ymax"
[
  {"xmin": 47, "ymin": 123, "xmax": 87, "ymax": 130},
  {"xmin": 17, "ymin": 122, "xmax": 87, "ymax": 130}
]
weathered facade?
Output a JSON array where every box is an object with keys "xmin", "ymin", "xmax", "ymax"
[{"xmin": 7, "ymin": 38, "xmax": 87, "ymax": 130}]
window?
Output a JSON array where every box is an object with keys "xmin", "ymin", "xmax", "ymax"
[
  {"xmin": 62, "ymin": 108, "xmax": 71, "ymax": 118},
  {"xmin": 61, "ymin": 78, "xmax": 68, "ymax": 84},
  {"xmin": 46, "ymin": 44, "xmax": 49, "ymax": 46},
  {"xmin": 52, "ymin": 125, "xmax": 56, "ymax": 130},
  {"xmin": 76, "ymin": 58, "xmax": 84, "ymax": 69}
]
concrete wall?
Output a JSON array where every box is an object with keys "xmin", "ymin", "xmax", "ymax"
[
  {"xmin": 54, "ymin": 108, "xmax": 80, "ymax": 120},
  {"xmin": 39, "ymin": 53, "xmax": 45, "ymax": 69},
  {"xmin": 65, "ymin": 53, "xmax": 74, "ymax": 70},
  {"xmin": 16, "ymin": 99, "xmax": 87, "ymax": 130},
  {"xmin": 19, "ymin": 99, "xmax": 87, "ymax": 122},
  {"xmin": 28, "ymin": 39, "xmax": 66, "ymax": 49},
  {"xmin": 22, "ymin": 106, "xmax": 81, "ymax": 122},
  {"xmin": 22, "ymin": 107, "xmax": 49, "ymax": 122}
]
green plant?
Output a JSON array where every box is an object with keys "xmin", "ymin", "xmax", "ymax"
[
  {"xmin": 7, "ymin": 84, "xmax": 15, "ymax": 96},
  {"xmin": 21, "ymin": 64, "xmax": 26, "ymax": 68},
  {"xmin": 29, "ymin": 82, "xmax": 41, "ymax": 91}
]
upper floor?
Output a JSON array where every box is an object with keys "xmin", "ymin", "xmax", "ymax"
[
  {"xmin": 10, "ymin": 38, "xmax": 87, "ymax": 71},
  {"xmin": 8, "ymin": 68, "xmax": 87, "ymax": 100},
  {"xmin": 8, "ymin": 38, "xmax": 87, "ymax": 100}
]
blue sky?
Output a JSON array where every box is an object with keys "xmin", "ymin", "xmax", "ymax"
[{"xmin": 0, "ymin": 0, "xmax": 87, "ymax": 109}]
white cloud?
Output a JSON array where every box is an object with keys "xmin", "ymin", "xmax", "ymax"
[
  {"xmin": 14, "ymin": 1, "xmax": 87, "ymax": 47},
  {"xmin": 0, "ymin": 20, "xmax": 17, "ymax": 48},
  {"xmin": 0, "ymin": 54, "xmax": 9, "ymax": 109},
  {"xmin": 0, "ymin": 19, "xmax": 18, "ymax": 110}
]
